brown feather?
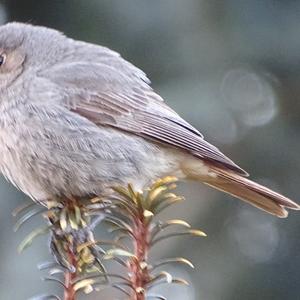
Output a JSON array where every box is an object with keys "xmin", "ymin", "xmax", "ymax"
[{"xmin": 201, "ymin": 167, "xmax": 299, "ymax": 217}]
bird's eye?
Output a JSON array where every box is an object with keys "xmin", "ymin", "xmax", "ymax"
[{"xmin": 0, "ymin": 54, "xmax": 6, "ymax": 66}]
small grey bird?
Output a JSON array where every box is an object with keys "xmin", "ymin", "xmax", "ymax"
[{"xmin": 0, "ymin": 22, "xmax": 298, "ymax": 217}]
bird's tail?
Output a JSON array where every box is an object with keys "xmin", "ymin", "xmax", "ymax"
[{"xmin": 182, "ymin": 162, "xmax": 300, "ymax": 218}]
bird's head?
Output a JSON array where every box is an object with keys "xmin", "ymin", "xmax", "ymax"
[{"xmin": 0, "ymin": 22, "xmax": 69, "ymax": 90}]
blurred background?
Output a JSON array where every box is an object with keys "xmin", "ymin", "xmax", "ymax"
[{"xmin": 0, "ymin": 1, "xmax": 299, "ymax": 299}]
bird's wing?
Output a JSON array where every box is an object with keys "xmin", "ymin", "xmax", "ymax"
[{"xmin": 39, "ymin": 41, "xmax": 246, "ymax": 175}]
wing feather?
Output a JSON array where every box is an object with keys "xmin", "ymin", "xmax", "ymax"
[{"xmin": 39, "ymin": 41, "xmax": 246, "ymax": 175}]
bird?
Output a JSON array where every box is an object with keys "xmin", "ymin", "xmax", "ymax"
[{"xmin": 0, "ymin": 22, "xmax": 298, "ymax": 218}]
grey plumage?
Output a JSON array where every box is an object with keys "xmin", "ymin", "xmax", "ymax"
[{"xmin": 0, "ymin": 22, "xmax": 298, "ymax": 217}]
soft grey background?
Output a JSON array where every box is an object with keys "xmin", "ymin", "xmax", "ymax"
[{"xmin": 0, "ymin": 1, "xmax": 299, "ymax": 299}]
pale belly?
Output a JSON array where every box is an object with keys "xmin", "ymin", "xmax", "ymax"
[{"xmin": 0, "ymin": 123, "xmax": 186, "ymax": 201}]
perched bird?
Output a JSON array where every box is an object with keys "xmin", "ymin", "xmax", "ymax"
[{"xmin": 0, "ymin": 22, "xmax": 298, "ymax": 218}]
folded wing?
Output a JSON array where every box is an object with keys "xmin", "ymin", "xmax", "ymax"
[{"xmin": 39, "ymin": 41, "xmax": 246, "ymax": 175}]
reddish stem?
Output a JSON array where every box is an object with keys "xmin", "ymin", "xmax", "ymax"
[
  {"xmin": 64, "ymin": 247, "xmax": 77, "ymax": 300},
  {"xmin": 130, "ymin": 214, "xmax": 151, "ymax": 300}
]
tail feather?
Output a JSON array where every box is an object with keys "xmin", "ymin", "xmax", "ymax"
[
  {"xmin": 204, "ymin": 175, "xmax": 289, "ymax": 218},
  {"xmin": 183, "ymin": 162, "xmax": 300, "ymax": 218}
]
